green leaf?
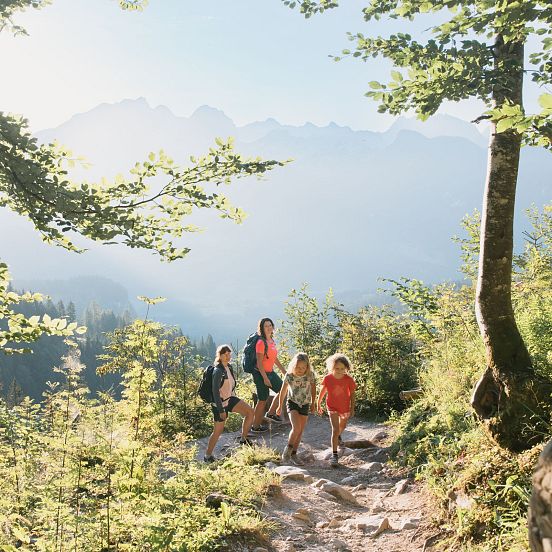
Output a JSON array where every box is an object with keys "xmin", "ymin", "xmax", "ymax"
[
  {"xmin": 391, "ymin": 71, "xmax": 403, "ymax": 82},
  {"xmin": 538, "ymin": 94, "xmax": 552, "ymax": 110},
  {"xmin": 496, "ymin": 118, "xmax": 514, "ymax": 133}
]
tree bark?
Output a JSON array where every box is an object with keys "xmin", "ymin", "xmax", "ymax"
[
  {"xmin": 529, "ymin": 440, "xmax": 552, "ymax": 551},
  {"xmin": 470, "ymin": 37, "xmax": 552, "ymax": 452}
]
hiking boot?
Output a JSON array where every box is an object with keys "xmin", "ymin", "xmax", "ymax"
[
  {"xmin": 281, "ymin": 446, "xmax": 292, "ymax": 462},
  {"xmin": 251, "ymin": 425, "xmax": 268, "ymax": 433},
  {"xmin": 330, "ymin": 454, "xmax": 339, "ymax": 468},
  {"xmin": 203, "ymin": 455, "xmax": 216, "ymax": 463},
  {"xmin": 266, "ymin": 413, "xmax": 284, "ymax": 424},
  {"xmin": 239, "ymin": 437, "xmax": 254, "ymax": 446},
  {"xmin": 290, "ymin": 454, "xmax": 304, "ymax": 466}
]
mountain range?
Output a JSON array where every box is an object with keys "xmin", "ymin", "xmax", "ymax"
[{"xmin": 2, "ymin": 98, "xmax": 550, "ymax": 342}]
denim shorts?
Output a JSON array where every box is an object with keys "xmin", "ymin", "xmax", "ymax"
[
  {"xmin": 252, "ymin": 370, "xmax": 283, "ymax": 402},
  {"xmin": 287, "ymin": 399, "xmax": 309, "ymax": 416}
]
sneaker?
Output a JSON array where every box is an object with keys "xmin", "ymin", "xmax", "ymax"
[
  {"xmin": 251, "ymin": 425, "xmax": 268, "ymax": 433},
  {"xmin": 290, "ymin": 454, "xmax": 304, "ymax": 466},
  {"xmin": 203, "ymin": 455, "xmax": 216, "ymax": 463},
  {"xmin": 239, "ymin": 438, "xmax": 254, "ymax": 446},
  {"xmin": 281, "ymin": 446, "xmax": 292, "ymax": 462},
  {"xmin": 330, "ymin": 454, "xmax": 339, "ymax": 468},
  {"xmin": 265, "ymin": 413, "xmax": 284, "ymax": 424}
]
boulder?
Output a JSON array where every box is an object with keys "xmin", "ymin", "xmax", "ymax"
[
  {"xmin": 320, "ymin": 481, "xmax": 359, "ymax": 504},
  {"xmin": 311, "ymin": 478, "xmax": 332, "ymax": 489},
  {"xmin": 340, "ymin": 474, "xmax": 365, "ymax": 486},
  {"xmin": 399, "ymin": 517, "xmax": 421, "ymax": 530},
  {"xmin": 342, "ymin": 439, "xmax": 377, "ymax": 449},
  {"xmin": 205, "ymin": 492, "xmax": 232, "ymax": 509},
  {"xmin": 330, "ymin": 538, "xmax": 351, "ymax": 551},
  {"xmin": 394, "ymin": 479, "xmax": 409, "ymax": 495},
  {"xmin": 359, "ymin": 461, "xmax": 383, "ymax": 473},
  {"xmin": 315, "ymin": 447, "xmax": 354, "ymax": 461},
  {"xmin": 343, "ymin": 515, "xmax": 390, "ymax": 536},
  {"xmin": 273, "ymin": 465, "xmax": 313, "ymax": 483},
  {"xmin": 315, "ymin": 490, "xmax": 338, "ymax": 501},
  {"xmin": 371, "ymin": 430, "xmax": 388, "ymax": 442},
  {"xmin": 292, "ymin": 508, "xmax": 312, "ymax": 522}
]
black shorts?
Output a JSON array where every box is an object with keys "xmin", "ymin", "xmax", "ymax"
[
  {"xmin": 212, "ymin": 396, "xmax": 241, "ymax": 422},
  {"xmin": 287, "ymin": 399, "xmax": 309, "ymax": 416}
]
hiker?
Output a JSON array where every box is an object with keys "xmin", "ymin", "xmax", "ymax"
[
  {"xmin": 204, "ymin": 344, "xmax": 254, "ymax": 463},
  {"xmin": 276, "ymin": 352, "xmax": 316, "ymax": 465},
  {"xmin": 251, "ymin": 317, "xmax": 286, "ymax": 432},
  {"xmin": 317, "ymin": 353, "xmax": 356, "ymax": 468}
]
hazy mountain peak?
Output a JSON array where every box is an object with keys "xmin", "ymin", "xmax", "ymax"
[
  {"xmin": 189, "ymin": 104, "xmax": 235, "ymax": 134},
  {"xmin": 387, "ymin": 114, "xmax": 487, "ymax": 148}
]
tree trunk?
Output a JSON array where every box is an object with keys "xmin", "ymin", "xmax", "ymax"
[
  {"xmin": 529, "ymin": 440, "xmax": 552, "ymax": 551},
  {"xmin": 470, "ymin": 37, "xmax": 552, "ymax": 452}
]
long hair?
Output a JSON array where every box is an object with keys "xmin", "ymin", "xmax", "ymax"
[
  {"xmin": 325, "ymin": 353, "xmax": 351, "ymax": 374},
  {"xmin": 214, "ymin": 344, "xmax": 232, "ymax": 365},
  {"xmin": 287, "ymin": 352, "xmax": 312, "ymax": 376},
  {"xmin": 257, "ymin": 317, "xmax": 274, "ymax": 340}
]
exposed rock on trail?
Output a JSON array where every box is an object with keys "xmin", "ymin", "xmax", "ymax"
[{"xmin": 196, "ymin": 415, "xmax": 434, "ymax": 551}]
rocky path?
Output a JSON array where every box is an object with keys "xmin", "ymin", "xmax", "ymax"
[{"xmin": 197, "ymin": 415, "xmax": 436, "ymax": 551}]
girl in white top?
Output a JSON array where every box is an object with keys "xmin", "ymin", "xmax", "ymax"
[
  {"xmin": 276, "ymin": 352, "xmax": 316, "ymax": 465},
  {"xmin": 204, "ymin": 345, "xmax": 255, "ymax": 462}
]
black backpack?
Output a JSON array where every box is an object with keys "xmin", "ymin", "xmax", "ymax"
[
  {"xmin": 198, "ymin": 364, "xmax": 236, "ymax": 404},
  {"xmin": 198, "ymin": 365, "xmax": 216, "ymax": 403},
  {"xmin": 242, "ymin": 333, "xmax": 268, "ymax": 374}
]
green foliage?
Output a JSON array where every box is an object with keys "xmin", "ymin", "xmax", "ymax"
[
  {"xmin": 386, "ymin": 205, "xmax": 552, "ymax": 548},
  {"xmin": 0, "ymin": 263, "xmax": 86, "ymax": 354},
  {"xmin": 280, "ymin": 284, "xmax": 420, "ymax": 415},
  {"xmin": 279, "ymin": 283, "xmax": 343, "ymax": 369},
  {"xmin": 0, "ymin": 115, "xmax": 282, "ymax": 261},
  {"xmin": 340, "ymin": 305, "xmax": 420, "ymax": 416},
  {"xmin": 0, "ymin": 347, "xmax": 275, "ymax": 551},
  {"xmin": 1, "ymin": 1, "xmax": 284, "ymax": 357},
  {"xmin": 284, "ymin": 1, "xmax": 552, "ymax": 148},
  {"xmin": 98, "ymin": 317, "xmax": 213, "ymax": 441},
  {"xmin": 1, "ymin": 0, "xmax": 146, "ymax": 36}
]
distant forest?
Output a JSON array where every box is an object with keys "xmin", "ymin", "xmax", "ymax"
[{"xmin": 0, "ymin": 290, "xmax": 217, "ymax": 402}]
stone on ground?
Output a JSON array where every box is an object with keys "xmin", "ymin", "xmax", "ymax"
[
  {"xmin": 273, "ymin": 465, "xmax": 314, "ymax": 483},
  {"xmin": 320, "ymin": 481, "xmax": 359, "ymax": 504}
]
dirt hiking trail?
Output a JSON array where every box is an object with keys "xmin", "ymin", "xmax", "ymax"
[{"xmin": 197, "ymin": 414, "xmax": 438, "ymax": 551}]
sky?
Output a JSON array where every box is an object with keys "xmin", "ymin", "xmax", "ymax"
[{"xmin": 0, "ymin": 0, "xmax": 503, "ymax": 133}]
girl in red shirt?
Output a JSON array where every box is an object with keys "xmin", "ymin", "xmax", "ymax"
[{"xmin": 317, "ymin": 353, "xmax": 356, "ymax": 468}]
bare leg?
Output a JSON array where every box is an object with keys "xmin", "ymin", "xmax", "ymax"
[
  {"xmin": 231, "ymin": 400, "xmax": 254, "ymax": 439},
  {"xmin": 267, "ymin": 393, "xmax": 280, "ymax": 415},
  {"xmin": 292, "ymin": 414, "xmax": 308, "ymax": 451},
  {"xmin": 253, "ymin": 399, "xmax": 267, "ymax": 427},
  {"xmin": 338, "ymin": 415, "xmax": 349, "ymax": 439},
  {"xmin": 206, "ymin": 420, "xmax": 225, "ymax": 457},
  {"xmin": 329, "ymin": 412, "xmax": 341, "ymax": 452},
  {"xmin": 288, "ymin": 410, "xmax": 303, "ymax": 447}
]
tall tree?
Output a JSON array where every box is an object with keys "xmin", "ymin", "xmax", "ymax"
[
  {"xmin": 284, "ymin": 0, "xmax": 552, "ymax": 451},
  {"xmin": 0, "ymin": 0, "xmax": 283, "ymax": 353}
]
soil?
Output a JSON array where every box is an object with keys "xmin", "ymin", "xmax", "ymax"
[{"xmin": 196, "ymin": 414, "xmax": 440, "ymax": 552}]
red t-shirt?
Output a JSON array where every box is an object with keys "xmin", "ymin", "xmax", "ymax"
[
  {"xmin": 322, "ymin": 374, "xmax": 356, "ymax": 414},
  {"xmin": 256, "ymin": 338, "xmax": 277, "ymax": 373}
]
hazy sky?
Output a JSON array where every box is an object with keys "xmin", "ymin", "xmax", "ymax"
[{"xmin": 0, "ymin": 0, "xmax": 503, "ymax": 133}]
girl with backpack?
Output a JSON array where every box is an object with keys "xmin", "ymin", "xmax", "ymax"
[
  {"xmin": 317, "ymin": 353, "xmax": 357, "ymax": 468},
  {"xmin": 204, "ymin": 344, "xmax": 254, "ymax": 463},
  {"xmin": 251, "ymin": 317, "xmax": 286, "ymax": 432},
  {"xmin": 276, "ymin": 352, "xmax": 316, "ymax": 465}
]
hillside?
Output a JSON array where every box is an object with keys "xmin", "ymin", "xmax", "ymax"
[{"xmin": 1, "ymin": 98, "xmax": 550, "ymax": 341}]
